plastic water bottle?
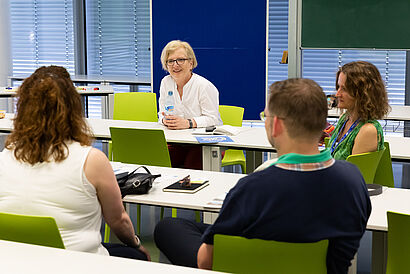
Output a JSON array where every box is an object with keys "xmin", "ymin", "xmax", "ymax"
[{"xmin": 164, "ymin": 91, "xmax": 175, "ymax": 116}]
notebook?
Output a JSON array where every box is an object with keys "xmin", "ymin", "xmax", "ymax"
[{"xmin": 163, "ymin": 180, "xmax": 209, "ymax": 193}]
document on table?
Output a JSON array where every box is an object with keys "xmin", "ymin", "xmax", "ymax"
[{"xmin": 204, "ymin": 192, "xmax": 228, "ymax": 209}]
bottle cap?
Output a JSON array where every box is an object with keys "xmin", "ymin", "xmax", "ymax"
[{"xmin": 168, "ymin": 91, "xmax": 173, "ymax": 96}]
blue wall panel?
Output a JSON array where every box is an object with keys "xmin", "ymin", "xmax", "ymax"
[{"xmin": 152, "ymin": 0, "xmax": 266, "ymax": 120}]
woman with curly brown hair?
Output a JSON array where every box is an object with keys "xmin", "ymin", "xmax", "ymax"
[
  {"xmin": 0, "ymin": 66, "xmax": 150, "ymax": 260},
  {"xmin": 329, "ymin": 61, "xmax": 390, "ymax": 160}
]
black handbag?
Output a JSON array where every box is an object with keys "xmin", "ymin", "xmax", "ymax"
[{"xmin": 116, "ymin": 166, "xmax": 161, "ymax": 197}]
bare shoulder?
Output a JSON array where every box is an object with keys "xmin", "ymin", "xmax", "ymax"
[
  {"xmin": 357, "ymin": 123, "xmax": 377, "ymax": 138},
  {"xmin": 352, "ymin": 123, "xmax": 378, "ymax": 154},
  {"xmin": 84, "ymin": 148, "xmax": 113, "ymax": 188}
]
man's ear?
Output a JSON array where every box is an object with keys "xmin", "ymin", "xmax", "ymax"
[{"xmin": 272, "ymin": 116, "xmax": 284, "ymax": 137}]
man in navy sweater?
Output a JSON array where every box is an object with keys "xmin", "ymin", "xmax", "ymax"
[{"xmin": 154, "ymin": 78, "xmax": 371, "ymax": 274}]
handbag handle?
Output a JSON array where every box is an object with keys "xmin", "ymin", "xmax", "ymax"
[{"xmin": 127, "ymin": 166, "xmax": 152, "ymax": 177}]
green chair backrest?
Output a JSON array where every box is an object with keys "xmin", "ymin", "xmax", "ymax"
[
  {"xmin": 219, "ymin": 105, "xmax": 244, "ymax": 127},
  {"xmin": 113, "ymin": 92, "xmax": 158, "ymax": 122},
  {"xmin": 324, "ymin": 137, "xmax": 330, "ymax": 148},
  {"xmin": 346, "ymin": 148, "xmax": 385, "ymax": 184},
  {"xmin": 0, "ymin": 212, "xmax": 65, "ymax": 249},
  {"xmin": 387, "ymin": 211, "xmax": 410, "ymax": 274},
  {"xmin": 110, "ymin": 127, "xmax": 171, "ymax": 167},
  {"xmin": 213, "ymin": 234, "xmax": 328, "ymax": 274},
  {"xmin": 373, "ymin": 142, "xmax": 395, "ymax": 188}
]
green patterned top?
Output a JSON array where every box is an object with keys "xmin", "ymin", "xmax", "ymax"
[{"xmin": 329, "ymin": 113, "xmax": 384, "ymax": 160}]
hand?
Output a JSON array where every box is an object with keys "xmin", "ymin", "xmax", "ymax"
[
  {"xmin": 162, "ymin": 114, "xmax": 189, "ymax": 130},
  {"xmin": 138, "ymin": 245, "xmax": 151, "ymax": 261}
]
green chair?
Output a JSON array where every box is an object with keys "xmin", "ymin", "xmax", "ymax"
[
  {"xmin": 109, "ymin": 92, "xmax": 158, "ymax": 159},
  {"xmin": 106, "ymin": 92, "xmax": 159, "ymax": 242},
  {"xmin": 373, "ymin": 142, "xmax": 395, "ymax": 188},
  {"xmin": 386, "ymin": 211, "xmax": 410, "ymax": 274},
  {"xmin": 213, "ymin": 234, "xmax": 328, "ymax": 274},
  {"xmin": 110, "ymin": 127, "xmax": 171, "ymax": 167},
  {"xmin": 219, "ymin": 105, "xmax": 246, "ymax": 174},
  {"xmin": 108, "ymin": 127, "xmax": 175, "ymax": 240},
  {"xmin": 113, "ymin": 92, "xmax": 158, "ymax": 121},
  {"xmin": 0, "ymin": 212, "xmax": 65, "ymax": 249},
  {"xmin": 346, "ymin": 148, "xmax": 386, "ymax": 184}
]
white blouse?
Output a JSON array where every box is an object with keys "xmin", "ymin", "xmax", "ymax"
[
  {"xmin": 0, "ymin": 142, "xmax": 108, "ymax": 255},
  {"xmin": 158, "ymin": 73, "xmax": 223, "ymax": 128}
]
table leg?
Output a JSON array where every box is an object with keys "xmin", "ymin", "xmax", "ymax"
[
  {"xmin": 372, "ymin": 231, "xmax": 387, "ymax": 274},
  {"xmin": 245, "ymin": 150, "xmax": 263, "ymax": 173},
  {"xmin": 7, "ymin": 98, "xmax": 14, "ymax": 113},
  {"xmin": 202, "ymin": 146, "xmax": 221, "ymax": 171},
  {"xmin": 202, "ymin": 146, "xmax": 221, "ymax": 224},
  {"xmin": 101, "ymin": 96, "xmax": 109, "ymax": 119},
  {"xmin": 108, "ymin": 94, "xmax": 114, "ymax": 119}
]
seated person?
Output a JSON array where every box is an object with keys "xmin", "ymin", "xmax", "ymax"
[
  {"xmin": 154, "ymin": 78, "xmax": 371, "ymax": 274},
  {"xmin": 0, "ymin": 66, "xmax": 150, "ymax": 260},
  {"xmin": 158, "ymin": 40, "xmax": 222, "ymax": 169},
  {"xmin": 329, "ymin": 61, "xmax": 390, "ymax": 160}
]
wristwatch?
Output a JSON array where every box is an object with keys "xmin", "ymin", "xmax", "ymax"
[
  {"xmin": 187, "ymin": 118, "xmax": 193, "ymax": 129},
  {"xmin": 134, "ymin": 235, "xmax": 141, "ymax": 248}
]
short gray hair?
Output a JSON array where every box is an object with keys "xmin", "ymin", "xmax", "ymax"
[{"xmin": 160, "ymin": 40, "xmax": 198, "ymax": 71}]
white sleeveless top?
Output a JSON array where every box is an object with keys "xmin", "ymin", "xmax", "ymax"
[{"xmin": 0, "ymin": 142, "xmax": 108, "ymax": 255}]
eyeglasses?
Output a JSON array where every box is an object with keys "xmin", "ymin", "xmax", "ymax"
[
  {"xmin": 260, "ymin": 111, "xmax": 272, "ymax": 121},
  {"xmin": 260, "ymin": 111, "xmax": 285, "ymax": 121},
  {"xmin": 166, "ymin": 58, "xmax": 190, "ymax": 67}
]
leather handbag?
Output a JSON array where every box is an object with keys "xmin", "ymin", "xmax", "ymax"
[{"xmin": 116, "ymin": 166, "xmax": 161, "ymax": 197}]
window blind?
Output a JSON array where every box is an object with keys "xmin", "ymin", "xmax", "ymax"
[
  {"xmin": 267, "ymin": 0, "xmax": 289, "ymax": 86},
  {"xmin": 10, "ymin": 0, "xmax": 75, "ymax": 75},
  {"xmin": 85, "ymin": 0, "xmax": 151, "ymax": 118},
  {"xmin": 267, "ymin": 0, "xmax": 406, "ymax": 107},
  {"xmin": 302, "ymin": 49, "xmax": 406, "ymax": 106}
]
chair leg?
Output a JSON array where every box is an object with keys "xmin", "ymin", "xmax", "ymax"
[
  {"xmin": 160, "ymin": 207, "xmax": 165, "ymax": 219},
  {"xmin": 195, "ymin": 211, "xmax": 201, "ymax": 222},
  {"xmin": 104, "ymin": 224, "xmax": 110, "ymax": 243},
  {"xmin": 137, "ymin": 204, "xmax": 141, "ymax": 235},
  {"xmin": 240, "ymin": 162, "xmax": 246, "ymax": 174}
]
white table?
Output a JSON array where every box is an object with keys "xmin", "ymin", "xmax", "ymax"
[
  {"xmin": 117, "ymin": 163, "xmax": 245, "ymax": 213},
  {"xmin": 0, "ymin": 87, "xmax": 114, "ymax": 119},
  {"xmin": 0, "ymin": 240, "xmax": 218, "ymax": 274},
  {"xmin": 1, "ymin": 116, "xmax": 410, "ymax": 169},
  {"xmin": 117, "ymin": 162, "xmax": 409, "ymax": 274},
  {"xmin": 8, "ymin": 74, "xmax": 151, "ymax": 87},
  {"xmin": 328, "ymin": 105, "xmax": 410, "ymax": 121},
  {"xmin": 88, "ymin": 118, "xmax": 273, "ymax": 172},
  {"xmin": 367, "ymin": 187, "xmax": 410, "ymax": 274}
]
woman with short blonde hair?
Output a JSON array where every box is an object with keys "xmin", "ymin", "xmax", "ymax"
[{"xmin": 158, "ymin": 40, "xmax": 222, "ymax": 169}]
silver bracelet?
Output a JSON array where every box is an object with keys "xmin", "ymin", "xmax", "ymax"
[{"xmin": 135, "ymin": 235, "xmax": 141, "ymax": 248}]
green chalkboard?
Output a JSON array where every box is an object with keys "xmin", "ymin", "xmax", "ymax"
[{"xmin": 302, "ymin": 0, "xmax": 410, "ymax": 49}]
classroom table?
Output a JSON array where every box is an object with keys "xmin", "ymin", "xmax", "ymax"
[
  {"xmin": 8, "ymin": 74, "xmax": 151, "ymax": 92},
  {"xmin": 328, "ymin": 105, "xmax": 410, "ymax": 121},
  {"xmin": 0, "ymin": 87, "xmax": 114, "ymax": 119},
  {"xmin": 367, "ymin": 187, "xmax": 410, "ymax": 274},
  {"xmin": 117, "ymin": 162, "xmax": 410, "ymax": 274},
  {"xmin": 0, "ymin": 115, "xmax": 410, "ymax": 170},
  {"xmin": 0, "ymin": 240, "xmax": 219, "ymax": 274},
  {"xmin": 116, "ymin": 163, "xmax": 245, "ymax": 213}
]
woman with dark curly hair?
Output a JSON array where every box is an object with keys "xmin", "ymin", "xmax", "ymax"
[
  {"xmin": 329, "ymin": 61, "xmax": 390, "ymax": 160},
  {"xmin": 0, "ymin": 66, "xmax": 150, "ymax": 260}
]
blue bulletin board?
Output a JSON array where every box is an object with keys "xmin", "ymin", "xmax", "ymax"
[{"xmin": 152, "ymin": 0, "xmax": 267, "ymax": 120}]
